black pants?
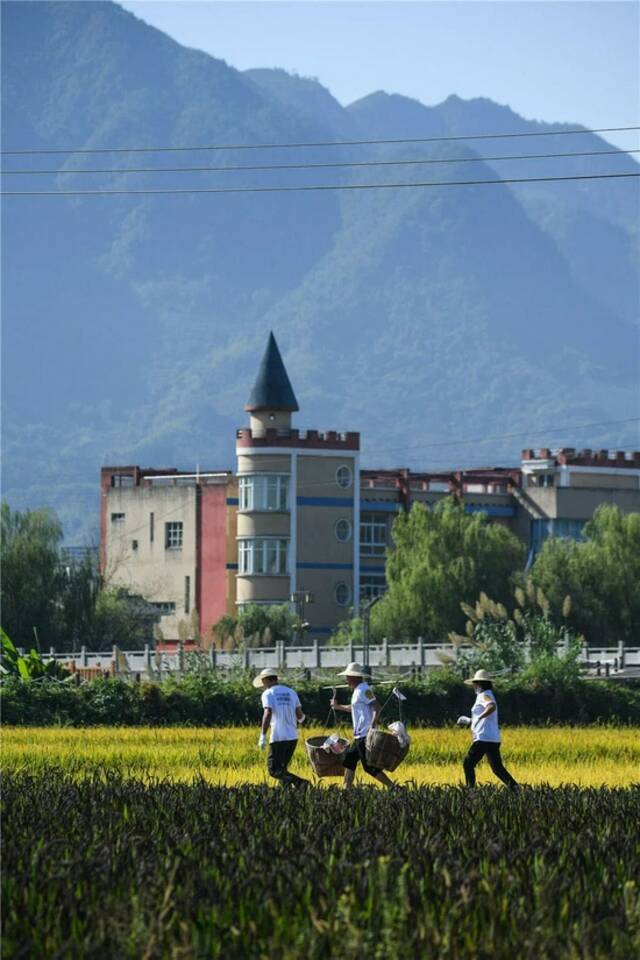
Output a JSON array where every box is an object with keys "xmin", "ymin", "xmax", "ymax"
[
  {"xmin": 463, "ymin": 741, "xmax": 518, "ymax": 788},
  {"xmin": 341, "ymin": 737, "xmax": 382, "ymax": 778},
  {"xmin": 267, "ymin": 739, "xmax": 308, "ymax": 786}
]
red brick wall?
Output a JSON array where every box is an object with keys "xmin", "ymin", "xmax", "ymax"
[{"xmin": 197, "ymin": 485, "xmax": 230, "ymax": 642}]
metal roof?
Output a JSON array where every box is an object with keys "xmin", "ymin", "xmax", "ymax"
[{"xmin": 245, "ymin": 332, "xmax": 299, "ymax": 413}]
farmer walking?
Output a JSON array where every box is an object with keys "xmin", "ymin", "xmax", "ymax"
[
  {"xmin": 254, "ymin": 668, "xmax": 308, "ymax": 786},
  {"xmin": 458, "ymin": 669, "xmax": 518, "ymax": 789},
  {"xmin": 330, "ymin": 662, "xmax": 394, "ymax": 789}
]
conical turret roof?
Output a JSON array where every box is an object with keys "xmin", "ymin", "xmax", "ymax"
[{"xmin": 245, "ymin": 332, "xmax": 299, "ymax": 412}]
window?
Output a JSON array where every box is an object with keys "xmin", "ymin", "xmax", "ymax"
[
  {"xmin": 184, "ymin": 576, "xmax": 190, "ymax": 614},
  {"xmin": 335, "ymin": 582, "xmax": 352, "ymax": 606},
  {"xmin": 150, "ymin": 512, "xmax": 154, "ymax": 543},
  {"xmin": 239, "ymin": 475, "xmax": 290, "ymax": 512},
  {"xmin": 165, "ymin": 521, "xmax": 183, "ymax": 549},
  {"xmin": 360, "ymin": 573, "xmax": 387, "ymax": 601},
  {"xmin": 336, "ymin": 465, "xmax": 353, "ymax": 489},
  {"xmin": 528, "ymin": 473, "xmax": 555, "ymax": 488},
  {"xmin": 335, "ymin": 518, "xmax": 352, "ymax": 542},
  {"xmin": 111, "ymin": 512, "xmax": 125, "ymax": 523},
  {"xmin": 151, "ymin": 601, "xmax": 176, "ymax": 615},
  {"xmin": 132, "ymin": 540, "xmax": 138, "ymax": 551},
  {"xmin": 238, "ymin": 538, "xmax": 289, "ymax": 575},
  {"xmin": 360, "ymin": 513, "xmax": 387, "ymax": 556}
]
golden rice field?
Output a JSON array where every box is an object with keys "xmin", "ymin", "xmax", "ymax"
[{"xmin": 2, "ymin": 725, "xmax": 639, "ymax": 787}]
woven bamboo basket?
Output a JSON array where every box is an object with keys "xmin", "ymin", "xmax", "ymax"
[
  {"xmin": 365, "ymin": 729, "xmax": 410, "ymax": 772},
  {"xmin": 305, "ymin": 736, "xmax": 349, "ymax": 778}
]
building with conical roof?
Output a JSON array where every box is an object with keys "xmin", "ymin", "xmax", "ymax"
[{"xmin": 236, "ymin": 332, "xmax": 360, "ymax": 628}]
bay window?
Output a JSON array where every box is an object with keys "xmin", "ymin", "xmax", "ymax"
[
  {"xmin": 239, "ymin": 474, "xmax": 289, "ymax": 512},
  {"xmin": 238, "ymin": 538, "xmax": 289, "ymax": 575}
]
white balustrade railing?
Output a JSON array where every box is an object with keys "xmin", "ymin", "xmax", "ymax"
[{"xmin": 33, "ymin": 640, "xmax": 640, "ymax": 680}]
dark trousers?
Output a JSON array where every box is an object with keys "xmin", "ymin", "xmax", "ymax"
[
  {"xmin": 267, "ymin": 739, "xmax": 308, "ymax": 786},
  {"xmin": 463, "ymin": 741, "xmax": 518, "ymax": 788},
  {"xmin": 341, "ymin": 737, "xmax": 382, "ymax": 778}
]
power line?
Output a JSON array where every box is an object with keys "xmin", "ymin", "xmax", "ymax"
[
  {"xmin": 4, "ymin": 147, "xmax": 638, "ymax": 176},
  {"xmin": 2, "ymin": 125, "xmax": 638, "ymax": 156},
  {"xmin": 362, "ymin": 417, "xmax": 640, "ymax": 457},
  {"xmin": 3, "ymin": 171, "xmax": 639, "ymax": 197}
]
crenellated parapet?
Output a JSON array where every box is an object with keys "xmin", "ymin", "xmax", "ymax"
[
  {"xmin": 236, "ymin": 427, "xmax": 360, "ymax": 450},
  {"xmin": 522, "ymin": 448, "xmax": 640, "ymax": 468}
]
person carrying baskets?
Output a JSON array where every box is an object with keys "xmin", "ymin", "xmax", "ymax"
[
  {"xmin": 254, "ymin": 668, "xmax": 308, "ymax": 787},
  {"xmin": 330, "ymin": 662, "xmax": 395, "ymax": 790},
  {"xmin": 457, "ymin": 669, "xmax": 518, "ymax": 790}
]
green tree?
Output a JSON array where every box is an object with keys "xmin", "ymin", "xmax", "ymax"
[
  {"xmin": 373, "ymin": 498, "xmax": 525, "ymax": 642},
  {"xmin": 531, "ymin": 505, "xmax": 640, "ymax": 646},
  {"xmin": 1, "ymin": 504, "xmax": 64, "ymax": 648},
  {"xmin": 217, "ymin": 604, "xmax": 297, "ymax": 648}
]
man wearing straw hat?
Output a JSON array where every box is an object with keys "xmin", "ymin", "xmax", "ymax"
[
  {"xmin": 254, "ymin": 668, "xmax": 308, "ymax": 786},
  {"xmin": 330, "ymin": 662, "xmax": 395, "ymax": 789},
  {"xmin": 457, "ymin": 669, "xmax": 518, "ymax": 789}
]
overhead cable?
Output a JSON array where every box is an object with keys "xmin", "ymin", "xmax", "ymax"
[
  {"xmin": 2, "ymin": 125, "xmax": 638, "ymax": 156},
  {"xmin": 4, "ymin": 147, "xmax": 638, "ymax": 176},
  {"xmin": 3, "ymin": 170, "xmax": 639, "ymax": 197}
]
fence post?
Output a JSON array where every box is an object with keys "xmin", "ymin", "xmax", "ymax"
[
  {"xmin": 382, "ymin": 636, "xmax": 390, "ymax": 666},
  {"xmin": 112, "ymin": 645, "xmax": 119, "ymax": 675},
  {"xmin": 177, "ymin": 641, "xmax": 185, "ymax": 674},
  {"xmin": 144, "ymin": 643, "xmax": 152, "ymax": 676},
  {"xmin": 313, "ymin": 637, "xmax": 321, "ymax": 669},
  {"xmin": 348, "ymin": 640, "xmax": 354, "ymax": 665},
  {"xmin": 243, "ymin": 647, "xmax": 250, "ymax": 670},
  {"xmin": 582, "ymin": 639, "xmax": 589, "ymax": 668},
  {"xmin": 48, "ymin": 646, "xmax": 56, "ymax": 660},
  {"xmin": 208, "ymin": 646, "xmax": 217, "ymax": 670},
  {"xmin": 417, "ymin": 636, "xmax": 424, "ymax": 667},
  {"xmin": 617, "ymin": 640, "xmax": 625, "ymax": 669},
  {"xmin": 277, "ymin": 641, "xmax": 285, "ymax": 670},
  {"xmin": 80, "ymin": 645, "xmax": 88, "ymax": 668}
]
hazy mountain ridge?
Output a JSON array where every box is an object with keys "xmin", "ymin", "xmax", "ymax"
[{"xmin": 2, "ymin": 1, "xmax": 638, "ymax": 541}]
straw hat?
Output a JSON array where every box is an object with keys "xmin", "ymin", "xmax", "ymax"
[
  {"xmin": 337, "ymin": 661, "xmax": 369, "ymax": 678},
  {"xmin": 464, "ymin": 669, "xmax": 493, "ymax": 686},
  {"xmin": 252, "ymin": 667, "xmax": 278, "ymax": 689}
]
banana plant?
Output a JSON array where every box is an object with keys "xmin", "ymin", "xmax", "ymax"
[{"xmin": 0, "ymin": 628, "xmax": 71, "ymax": 680}]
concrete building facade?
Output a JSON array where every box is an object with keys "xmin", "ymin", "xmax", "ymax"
[{"xmin": 101, "ymin": 334, "xmax": 640, "ymax": 641}]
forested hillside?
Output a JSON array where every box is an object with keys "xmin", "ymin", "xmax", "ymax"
[{"xmin": 2, "ymin": 1, "xmax": 638, "ymax": 540}]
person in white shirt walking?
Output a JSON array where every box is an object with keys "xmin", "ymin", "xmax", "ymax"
[
  {"xmin": 457, "ymin": 669, "xmax": 518, "ymax": 789},
  {"xmin": 254, "ymin": 668, "xmax": 308, "ymax": 787},
  {"xmin": 330, "ymin": 662, "xmax": 394, "ymax": 789}
]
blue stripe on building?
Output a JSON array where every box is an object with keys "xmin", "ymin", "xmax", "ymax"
[
  {"xmin": 464, "ymin": 504, "xmax": 515, "ymax": 517},
  {"xmin": 297, "ymin": 496, "xmax": 354, "ymax": 507},
  {"xmin": 360, "ymin": 565, "xmax": 385, "ymax": 573},
  {"xmin": 226, "ymin": 497, "xmax": 239, "ymax": 506},
  {"xmin": 226, "ymin": 563, "xmax": 239, "ymax": 570},
  {"xmin": 297, "ymin": 562, "xmax": 354, "ymax": 570},
  {"xmin": 360, "ymin": 500, "xmax": 401, "ymax": 512}
]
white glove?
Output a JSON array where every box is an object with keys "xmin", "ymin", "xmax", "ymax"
[
  {"xmin": 456, "ymin": 716, "xmax": 472, "ymax": 727},
  {"xmin": 258, "ymin": 733, "xmax": 267, "ymax": 749}
]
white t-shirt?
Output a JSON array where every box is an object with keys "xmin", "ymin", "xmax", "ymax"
[
  {"xmin": 471, "ymin": 689, "xmax": 501, "ymax": 743},
  {"xmin": 351, "ymin": 681, "xmax": 377, "ymax": 739},
  {"xmin": 261, "ymin": 684, "xmax": 301, "ymax": 743}
]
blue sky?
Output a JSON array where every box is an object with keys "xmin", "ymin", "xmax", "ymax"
[{"xmin": 120, "ymin": 1, "xmax": 639, "ymax": 151}]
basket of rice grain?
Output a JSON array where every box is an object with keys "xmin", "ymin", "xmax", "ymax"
[
  {"xmin": 365, "ymin": 728, "xmax": 410, "ymax": 772},
  {"xmin": 305, "ymin": 735, "xmax": 349, "ymax": 778}
]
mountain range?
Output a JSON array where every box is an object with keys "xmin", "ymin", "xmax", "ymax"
[{"xmin": 2, "ymin": 1, "xmax": 638, "ymax": 541}]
